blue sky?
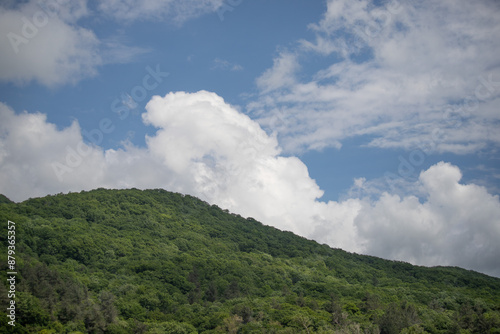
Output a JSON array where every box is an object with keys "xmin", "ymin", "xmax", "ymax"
[{"xmin": 1, "ymin": 0, "xmax": 500, "ymax": 277}]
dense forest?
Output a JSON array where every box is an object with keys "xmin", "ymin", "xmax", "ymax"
[{"xmin": 0, "ymin": 188, "xmax": 499, "ymax": 333}]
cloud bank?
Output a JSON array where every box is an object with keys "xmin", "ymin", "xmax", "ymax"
[
  {"xmin": 250, "ymin": 0, "xmax": 500, "ymax": 154},
  {"xmin": 1, "ymin": 91, "xmax": 499, "ymax": 277}
]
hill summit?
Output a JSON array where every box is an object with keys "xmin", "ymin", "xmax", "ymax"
[{"xmin": 1, "ymin": 188, "xmax": 499, "ymax": 333}]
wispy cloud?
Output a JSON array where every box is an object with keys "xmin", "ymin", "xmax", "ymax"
[
  {"xmin": 97, "ymin": 0, "xmax": 224, "ymax": 24},
  {"xmin": 250, "ymin": 0, "xmax": 500, "ymax": 154},
  {"xmin": 211, "ymin": 58, "xmax": 243, "ymax": 71},
  {"xmin": 100, "ymin": 37, "xmax": 152, "ymax": 65},
  {"xmin": 255, "ymin": 52, "xmax": 299, "ymax": 93}
]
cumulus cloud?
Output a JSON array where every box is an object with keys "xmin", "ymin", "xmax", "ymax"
[
  {"xmin": 355, "ymin": 162, "xmax": 500, "ymax": 276},
  {"xmin": 0, "ymin": 103, "xmax": 106, "ymax": 197},
  {"xmin": 251, "ymin": 0, "xmax": 500, "ymax": 154},
  {"xmin": 1, "ymin": 92, "xmax": 500, "ymax": 277}
]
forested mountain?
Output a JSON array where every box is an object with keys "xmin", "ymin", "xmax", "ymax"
[{"xmin": 0, "ymin": 188, "xmax": 499, "ymax": 333}]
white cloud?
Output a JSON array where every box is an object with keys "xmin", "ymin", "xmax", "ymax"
[
  {"xmin": 97, "ymin": 0, "xmax": 224, "ymax": 24},
  {"xmin": 0, "ymin": 0, "xmax": 101, "ymax": 86},
  {"xmin": 1, "ymin": 93, "xmax": 500, "ymax": 277},
  {"xmin": 0, "ymin": 103, "xmax": 106, "ymax": 197},
  {"xmin": 251, "ymin": 0, "xmax": 500, "ymax": 154},
  {"xmin": 355, "ymin": 162, "xmax": 500, "ymax": 277},
  {"xmin": 256, "ymin": 52, "xmax": 300, "ymax": 93},
  {"xmin": 0, "ymin": 0, "xmax": 152, "ymax": 87},
  {"xmin": 141, "ymin": 91, "xmax": 331, "ymax": 236}
]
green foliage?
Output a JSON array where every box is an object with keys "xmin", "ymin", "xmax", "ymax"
[
  {"xmin": 0, "ymin": 194, "xmax": 13, "ymax": 204},
  {"xmin": 378, "ymin": 301, "xmax": 420, "ymax": 334},
  {"xmin": 0, "ymin": 188, "xmax": 499, "ymax": 333}
]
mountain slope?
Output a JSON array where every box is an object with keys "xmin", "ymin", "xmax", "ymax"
[
  {"xmin": 0, "ymin": 194, "xmax": 12, "ymax": 204},
  {"xmin": 0, "ymin": 188, "xmax": 499, "ymax": 333}
]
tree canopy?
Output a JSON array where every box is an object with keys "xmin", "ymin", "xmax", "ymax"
[{"xmin": 1, "ymin": 188, "xmax": 499, "ymax": 333}]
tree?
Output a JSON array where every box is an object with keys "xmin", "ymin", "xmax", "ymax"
[
  {"xmin": 219, "ymin": 315, "xmax": 242, "ymax": 334},
  {"xmin": 378, "ymin": 301, "xmax": 420, "ymax": 334},
  {"xmin": 99, "ymin": 291, "xmax": 118, "ymax": 324},
  {"xmin": 325, "ymin": 295, "xmax": 347, "ymax": 326},
  {"xmin": 293, "ymin": 312, "xmax": 312, "ymax": 334}
]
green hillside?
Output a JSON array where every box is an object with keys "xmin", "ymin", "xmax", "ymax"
[
  {"xmin": 0, "ymin": 188, "xmax": 499, "ymax": 333},
  {"xmin": 0, "ymin": 194, "xmax": 12, "ymax": 205}
]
